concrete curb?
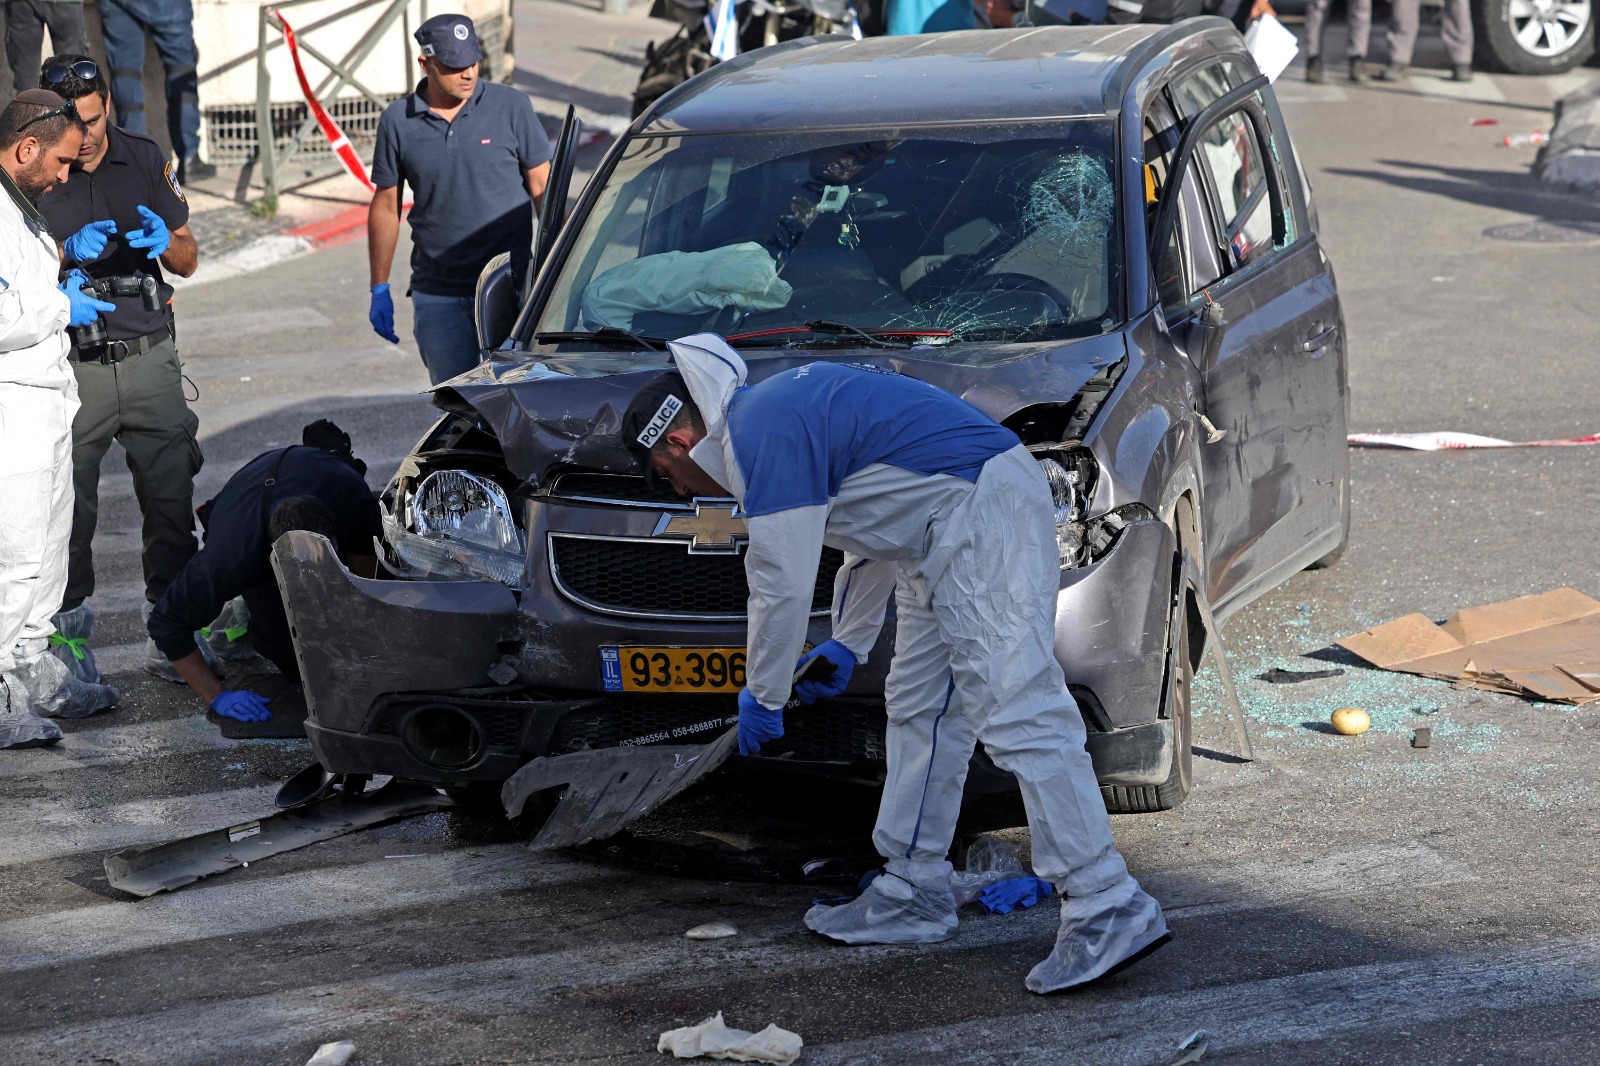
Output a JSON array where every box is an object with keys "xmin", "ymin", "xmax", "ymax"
[{"xmin": 173, "ymin": 203, "xmax": 369, "ymax": 289}]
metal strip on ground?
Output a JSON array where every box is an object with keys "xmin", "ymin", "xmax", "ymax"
[{"xmin": 102, "ymin": 781, "xmax": 454, "ymax": 897}]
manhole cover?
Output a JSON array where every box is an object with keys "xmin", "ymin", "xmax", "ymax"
[{"xmin": 1483, "ymin": 219, "xmax": 1600, "ymax": 244}]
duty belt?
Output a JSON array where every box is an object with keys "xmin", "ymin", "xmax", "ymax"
[{"xmin": 71, "ymin": 325, "xmax": 173, "ymax": 365}]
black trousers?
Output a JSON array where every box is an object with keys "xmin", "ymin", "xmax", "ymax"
[
  {"xmin": 65, "ymin": 334, "xmax": 203, "ymax": 610},
  {"xmin": 240, "ymin": 582, "xmax": 300, "ymax": 680},
  {"xmin": 6, "ymin": 0, "xmax": 89, "ymax": 95}
]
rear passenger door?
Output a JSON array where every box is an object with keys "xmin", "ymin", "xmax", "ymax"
[{"xmin": 1161, "ymin": 62, "xmax": 1344, "ymax": 611}]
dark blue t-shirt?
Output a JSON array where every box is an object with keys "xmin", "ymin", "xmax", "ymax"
[
  {"xmin": 725, "ymin": 363, "xmax": 1020, "ymax": 518},
  {"xmin": 371, "ymin": 80, "xmax": 553, "ymax": 297}
]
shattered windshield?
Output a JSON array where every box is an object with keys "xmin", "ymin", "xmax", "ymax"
[{"xmin": 532, "ymin": 123, "xmax": 1121, "ymax": 355}]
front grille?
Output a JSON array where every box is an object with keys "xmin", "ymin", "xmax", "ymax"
[
  {"xmin": 550, "ymin": 695, "xmax": 885, "ymax": 762},
  {"xmin": 370, "ymin": 698, "xmax": 528, "ymax": 749},
  {"xmin": 550, "ymin": 536, "xmax": 843, "ymax": 619},
  {"xmin": 548, "ymin": 471, "xmax": 697, "ymax": 508}
]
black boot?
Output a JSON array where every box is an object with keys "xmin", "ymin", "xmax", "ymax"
[
  {"xmin": 179, "ymin": 156, "xmax": 218, "ymax": 183},
  {"xmin": 1349, "ymin": 56, "xmax": 1370, "ymax": 83},
  {"xmin": 1306, "ymin": 56, "xmax": 1326, "ymax": 83},
  {"xmin": 1377, "ymin": 61, "xmax": 1407, "ymax": 81},
  {"xmin": 1452, "ymin": 63, "xmax": 1473, "ymax": 81}
]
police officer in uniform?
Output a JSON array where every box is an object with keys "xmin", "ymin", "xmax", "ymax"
[{"xmin": 36, "ymin": 54, "xmax": 206, "ymax": 680}]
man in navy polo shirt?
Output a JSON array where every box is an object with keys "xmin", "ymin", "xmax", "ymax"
[{"xmin": 366, "ymin": 13, "xmax": 552, "ymax": 384}]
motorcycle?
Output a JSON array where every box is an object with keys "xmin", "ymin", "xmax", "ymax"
[{"xmin": 632, "ymin": 0, "xmax": 865, "ymax": 118}]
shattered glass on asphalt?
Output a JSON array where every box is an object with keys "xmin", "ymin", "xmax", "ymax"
[{"xmin": 533, "ymin": 122, "xmax": 1122, "ymax": 364}]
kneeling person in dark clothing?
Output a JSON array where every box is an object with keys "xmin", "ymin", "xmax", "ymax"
[{"xmin": 147, "ymin": 421, "xmax": 381, "ymax": 722}]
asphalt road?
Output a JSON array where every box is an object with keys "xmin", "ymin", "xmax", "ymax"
[{"xmin": 4, "ymin": 42, "xmax": 1600, "ymax": 1066}]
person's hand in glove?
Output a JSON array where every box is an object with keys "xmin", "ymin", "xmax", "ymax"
[
  {"xmin": 62, "ymin": 219, "xmax": 116, "ymax": 263},
  {"xmin": 793, "ymin": 639, "xmax": 856, "ymax": 704},
  {"xmin": 369, "ymin": 283, "xmax": 399, "ymax": 343},
  {"xmin": 60, "ymin": 270, "xmax": 116, "ymax": 328},
  {"xmin": 125, "ymin": 205, "xmax": 171, "ymax": 260},
  {"xmin": 211, "ymin": 689, "xmax": 272, "ymax": 722},
  {"xmin": 737, "ymin": 687, "xmax": 784, "ymax": 756}
]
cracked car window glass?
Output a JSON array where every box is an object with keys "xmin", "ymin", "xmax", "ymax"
[{"xmin": 533, "ymin": 122, "xmax": 1122, "ymax": 361}]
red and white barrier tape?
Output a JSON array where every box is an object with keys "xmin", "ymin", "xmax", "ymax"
[
  {"xmin": 271, "ymin": 7, "xmax": 380, "ymax": 191},
  {"xmin": 1349, "ymin": 431, "xmax": 1600, "ymax": 451}
]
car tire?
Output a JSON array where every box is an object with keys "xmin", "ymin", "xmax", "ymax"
[
  {"xmin": 445, "ymin": 780, "xmax": 559, "ymax": 835},
  {"xmin": 1101, "ymin": 551, "xmax": 1194, "ymax": 814},
  {"xmin": 1473, "ymin": 0, "xmax": 1595, "ymax": 75}
]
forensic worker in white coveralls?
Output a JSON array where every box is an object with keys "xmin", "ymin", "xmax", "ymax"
[
  {"xmin": 621, "ymin": 334, "xmax": 1169, "ymax": 993},
  {"xmin": 0, "ymin": 88, "xmax": 123, "ymax": 748}
]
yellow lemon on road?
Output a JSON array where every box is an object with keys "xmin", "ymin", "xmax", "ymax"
[{"xmin": 1330, "ymin": 707, "xmax": 1371, "ymax": 736}]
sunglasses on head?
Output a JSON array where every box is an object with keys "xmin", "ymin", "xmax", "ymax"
[
  {"xmin": 18, "ymin": 97, "xmax": 80, "ymax": 133},
  {"xmin": 42, "ymin": 59, "xmax": 99, "ymax": 85}
]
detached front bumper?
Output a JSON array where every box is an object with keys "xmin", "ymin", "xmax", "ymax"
[{"xmin": 272, "ymin": 531, "xmax": 524, "ymax": 779}]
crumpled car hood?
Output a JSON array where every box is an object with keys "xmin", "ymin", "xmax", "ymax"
[{"xmin": 432, "ymin": 334, "xmax": 1127, "ymax": 486}]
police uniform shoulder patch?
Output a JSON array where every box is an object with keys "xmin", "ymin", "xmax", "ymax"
[{"xmin": 164, "ymin": 161, "xmax": 186, "ymax": 203}]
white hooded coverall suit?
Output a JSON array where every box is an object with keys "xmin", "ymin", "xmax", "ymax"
[
  {"xmin": 0, "ymin": 168, "xmax": 80, "ymax": 738},
  {"xmin": 668, "ymin": 334, "xmax": 1163, "ymax": 986}
]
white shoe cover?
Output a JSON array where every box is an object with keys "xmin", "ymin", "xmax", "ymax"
[
  {"xmin": 48, "ymin": 603, "xmax": 101, "ymax": 685},
  {"xmin": 0, "ymin": 674, "xmax": 63, "ymax": 748},
  {"xmin": 8, "ymin": 652, "xmax": 119, "ymax": 720},
  {"xmin": 204, "ymin": 597, "xmax": 257, "ymax": 662},
  {"xmin": 803, "ymin": 865, "xmax": 959, "ymax": 945},
  {"xmin": 1025, "ymin": 878, "xmax": 1169, "ymax": 994},
  {"xmin": 142, "ymin": 602, "xmax": 223, "ymax": 683}
]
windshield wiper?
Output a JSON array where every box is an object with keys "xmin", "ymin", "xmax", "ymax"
[
  {"xmin": 727, "ymin": 321, "xmax": 952, "ymax": 349},
  {"xmin": 534, "ymin": 327, "xmax": 664, "ymax": 351}
]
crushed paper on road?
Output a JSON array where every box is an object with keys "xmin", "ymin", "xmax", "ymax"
[
  {"xmin": 305, "ymin": 1040, "xmax": 356, "ymax": 1066},
  {"xmin": 658, "ymin": 1012, "xmax": 802, "ymax": 1064},
  {"xmin": 1337, "ymin": 588, "xmax": 1600, "ymax": 705}
]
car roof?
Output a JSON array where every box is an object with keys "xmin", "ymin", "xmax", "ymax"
[{"xmin": 639, "ymin": 24, "xmax": 1213, "ymax": 135}]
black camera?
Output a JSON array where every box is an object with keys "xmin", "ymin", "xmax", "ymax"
[{"xmin": 69, "ymin": 272, "xmax": 161, "ymax": 360}]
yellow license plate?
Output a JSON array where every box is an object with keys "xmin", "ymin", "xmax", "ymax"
[{"xmin": 600, "ymin": 646, "xmax": 748, "ymax": 693}]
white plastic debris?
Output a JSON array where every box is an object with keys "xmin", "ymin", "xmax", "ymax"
[
  {"xmin": 657, "ymin": 1012, "xmax": 802, "ymax": 1064},
  {"xmin": 305, "ymin": 1040, "xmax": 356, "ymax": 1066},
  {"xmin": 685, "ymin": 920, "xmax": 739, "ymax": 940}
]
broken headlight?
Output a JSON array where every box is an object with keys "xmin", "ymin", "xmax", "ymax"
[
  {"xmin": 1037, "ymin": 451, "xmax": 1097, "ymax": 569},
  {"xmin": 386, "ymin": 469, "xmax": 525, "ymax": 587}
]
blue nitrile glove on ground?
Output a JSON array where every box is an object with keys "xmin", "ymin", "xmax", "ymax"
[
  {"xmin": 63, "ymin": 219, "xmax": 116, "ymax": 263},
  {"xmin": 794, "ymin": 639, "xmax": 855, "ymax": 704},
  {"xmin": 737, "ymin": 687, "xmax": 784, "ymax": 756},
  {"xmin": 126, "ymin": 205, "xmax": 171, "ymax": 259},
  {"xmin": 211, "ymin": 689, "xmax": 272, "ymax": 722},
  {"xmin": 369, "ymin": 283, "xmax": 399, "ymax": 342},
  {"xmin": 978, "ymin": 876, "xmax": 1054, "ymax": 915},
  {"xmin": 61, "ymin": 270, "xmax": 116, "ymax": 328}
]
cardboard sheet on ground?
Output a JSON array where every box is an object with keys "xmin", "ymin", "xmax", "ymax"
[{"xmin": 1336, "ymin": 588, "xmax": 1600, "ymax": 705}]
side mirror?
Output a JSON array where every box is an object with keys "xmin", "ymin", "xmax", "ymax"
[
  {"xmin": 475, "ymin": 252, "xmax": 519, "ymax": 351},
  {"xmin": 1186, "ymin": 299, "xmax": 1226, "ymax": 368}
]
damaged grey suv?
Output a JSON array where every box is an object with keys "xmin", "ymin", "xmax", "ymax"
[{"xmin": 274, "ymin": 19, "xmax": 1349, "ymax": 815}]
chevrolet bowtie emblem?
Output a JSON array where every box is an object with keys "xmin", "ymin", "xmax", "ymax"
[{"xmin": 652, "ymin": 500, "xmax": 747, "ymax": 554}]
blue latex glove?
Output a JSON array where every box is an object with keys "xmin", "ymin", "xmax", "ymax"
[
  {"xmin": 125, "ymin": 205, "xmax": 171, "ymax": 260},
  {"xmin": 978, "ymin": 876, "xmax": 1054, "ymax": 915},
  {"xmin": 737, "ymin": 687, "xmax": 784, "ymax": 756},
  {"xmin": 794, "ymin": 639, "xmax": 856, "ymax": 704},
  {"xmin": 211, "ymin": 689, "xmax": 272, "ymax": 722},
  {"xmin": 60, "ymin": 270, "xmax": 116, "ymax": 328},
  {"xmin": 369, "ymin": 283, "xmax": 399, "ymax": 343},
  {"xmin": 62, "ymin": 219, "xmax": 117, "ymax": 263}
]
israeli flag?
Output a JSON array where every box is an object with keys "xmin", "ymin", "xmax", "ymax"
[
  {"xmin": 707, "ymin": 0, "xmax": 739, "ymax": 61},
  {"xmin": 849, "ymin": 6, "xmax": 863, "ymax": 37}
]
